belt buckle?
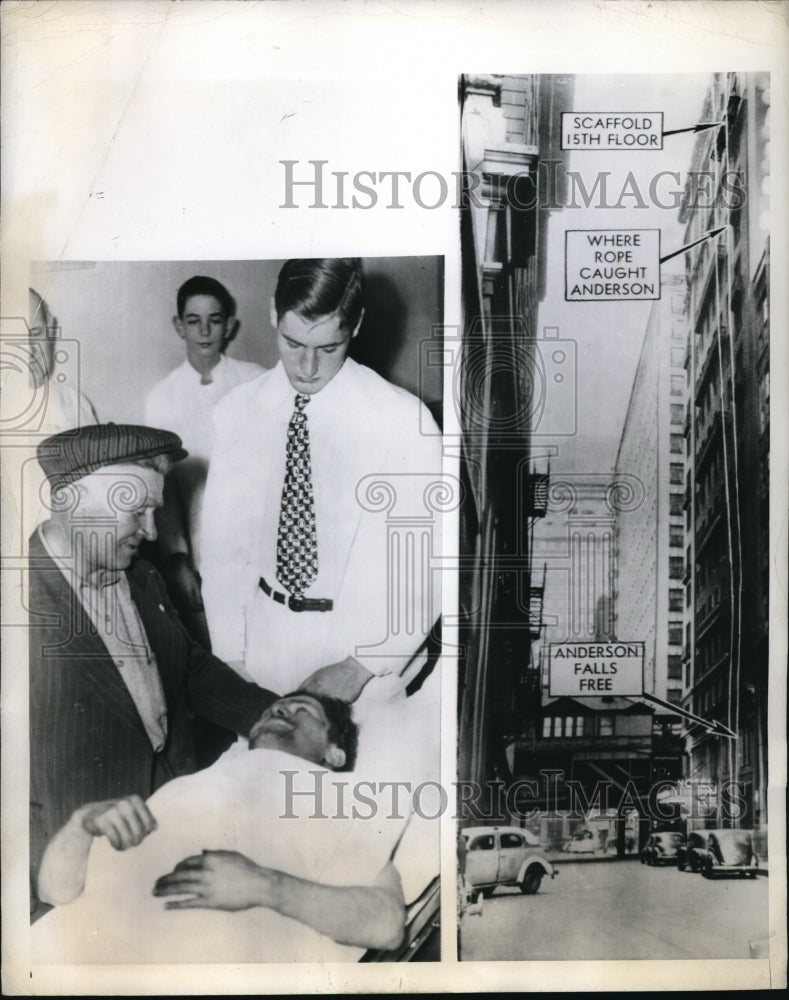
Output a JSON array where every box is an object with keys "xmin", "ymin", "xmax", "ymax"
[{"xmin": 288, "ymin": 594, "xmax": 306, "ymax": 612}]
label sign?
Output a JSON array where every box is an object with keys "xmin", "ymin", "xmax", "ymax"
[
  {"xmin": 655, "ymin": 780, "xmax": 718, "ymax": 817},
  {"xmin": 562, "ymin": 112, "xmax": 664, "ymax": 150},
  {"xmin": 548, "ymin": 642, "xmax": 645, "ymax": 697},
  {"xmin": 565, "ymin": 229, "xmax": 660, "ymax": 301}
]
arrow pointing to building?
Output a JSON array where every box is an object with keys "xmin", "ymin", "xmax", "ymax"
[
  {"xmin": 641, "ymin": 691, "xmax": 737, "ymax": 738},
  {"xmin": 660, "ymin": 227, "xmax": 726, "ymax": 264},
  {"xmin": 662, "ymin": 121, "xmax": 724, "ymax": 137}
]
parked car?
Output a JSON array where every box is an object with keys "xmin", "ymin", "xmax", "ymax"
[
  {"xmin": 461, "ymin": 826, "xmax": 557, "ymax": 897},
  {"xmin": 702, "ymin": 828, "xmax": 760, "ymax": 879},
  {"xmin": 676, "ymin": 831, "xmax": 710, "ymax": 873},
  {"xmin": 563, "ymin": 828, "xmax": 598, "ymax": 853},
  {"xmin": 640, "ymin": 831, "xmax": 686, "ymax": 865}
]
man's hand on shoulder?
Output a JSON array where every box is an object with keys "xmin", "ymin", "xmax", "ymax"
[
  {"xmin": 298, "ymin": 655, "xmax": 374, "ymax": 703},
  {"xmin": 78, "ymin": 795, "xmax": 158, "ymax": 851}
]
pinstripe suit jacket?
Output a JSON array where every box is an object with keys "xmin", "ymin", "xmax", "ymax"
[{"xmin": 28, "ymin": 530, "xmax": 277, "ymax": 914}]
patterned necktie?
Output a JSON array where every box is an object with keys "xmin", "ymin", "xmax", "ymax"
[{"xmin": 276, "ymin": 394, "xmax": 318, "ymax": 597}]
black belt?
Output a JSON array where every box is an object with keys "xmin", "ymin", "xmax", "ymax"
[{"xmin": 258, "ymin": 576, "xmax": 333, "ymax": 613}]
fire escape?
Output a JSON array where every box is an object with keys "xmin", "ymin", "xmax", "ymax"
[{"xmin": 518, "ymin": 467, "xmax": 549, "ymax": 724}]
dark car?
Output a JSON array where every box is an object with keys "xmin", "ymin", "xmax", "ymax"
[
  {"xmin": 702, "ymin": 828, "xmax": 760, "ymax": 879},
  {"xmin": 676, "ymin": 831, "xmax": 710, "ymax": 873},
  {"xmin": 640, "ymin": 831, "xmax": 686, "ymax": 866}
]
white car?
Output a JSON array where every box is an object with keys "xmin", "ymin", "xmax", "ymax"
[
  {"xmin": 461, "ymin": 825, "xmax": 558, "ymax": 898},
  {"xmin": 563, "ymin": 828, "xmax": 598, "ymax": 853}
]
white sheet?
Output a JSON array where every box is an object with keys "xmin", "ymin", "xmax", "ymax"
[{"xmin": 32, "ymin": 746, "xmax": 410, "ymax": 964}]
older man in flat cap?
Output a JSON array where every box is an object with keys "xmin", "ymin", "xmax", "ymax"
[{"xmin": 28, "ymin": 423, "xmax": 279, "ymax": 921}]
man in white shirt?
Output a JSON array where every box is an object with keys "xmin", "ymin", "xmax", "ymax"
[
  {"xmin": 201, "ymin": 259, "xmax": 443, "ymax": 709},
  {"xmin": 145, "ymin": 276, "xmax": 264, "ymax": 646},
  {"xmin": 1, "ymin": 290, "xmax": 100, "ymax": 536},
  {"xmin": 28, "ymin": 287, "xmax": 99, "ymax": 435},
  {"xmin": 32, "ymin": 693, "xmax": 412, "ymax": 964}
]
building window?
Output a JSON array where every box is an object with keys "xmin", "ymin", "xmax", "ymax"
[
  {"xmin": 670, "ymin": 462, "xmax": 684, "ymax": 485},
  {"xmin": 669, "ymin": 556, "xmax": 684, "ymax": 579},
  {"xmin": 575, "ymin": 716, "xmax": 584, "ymax": 737},
  {"xmin": 669, "ymin": 492, "xmax": 683, "ymax": 515},
  {"xmin": 740, "ymin": 725, "xmax": 752, "ymax": 767},
  {"xmin": 666, "ymin": 688, "xmax": 682, "ymax": 705},
  {"xmin": 668, "ymin": 623, "xmax": 683, "ymax": 646},
  {"xmin": 542, "ymin": 717, "xmax": 551, "ymax": 738},
  {"xmin": 564, "ymin": 716, "xmax": 574, "ymax": 737},
  {"xmin": 670, "ymin": 524, "xmax": 683, "ymax": 548},
  {"xmin": 671, "ymin": 346, "xmax": 685, "ymax": 365},
  {"xmin": 671, "ymin": 374, "xmax": 685, "ymax": 396},
  {"xmin": 670, "ymin": 403, "xmax": 684, "ymax": 425},
  {"xmin": 669, "ymin": 589, "xmax": 683, "ymax": 612},
  {"xmin": 759, "ymin": 288, "xmax": 769, "ymax": 328},
  {"xmin": 598, "ymin": 715, "xmax": 614, "ymax": 737},
  {"xmin": 553, "ymin": 716, "xmax": 562, "ymax": 738},
  {"xmin": 670, "ymin": 434, "xmax": 684, "ymax": 454},
  {"xmin": 667, "ymin": 654, "xmax": 682, "ymax": 679},
  {"xmin": 484, "ymin": 204, "xmax": 508, "ymax": 264},
  {"xmin": 759, "ymin": 370, "xmax": 770, "ymax": 432}
]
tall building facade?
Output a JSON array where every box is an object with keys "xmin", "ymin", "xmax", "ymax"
[
  {"xmin": 510, "ymin": 477, "xmax": 683, "ymax": 849},
  {"xmin": 680, "ymin": 72, "xmax": 770, "ymax": 828},
  {"xmin": 535, "ymin": 478, "xmax": 617, "ymax": 649},
  {"xmin": 457, "ymin": 74, "xmax": 573, "ymax": 792},
  {"xmin": 614, "ymin": 272, "xmax": 688, "ymax": 707}
]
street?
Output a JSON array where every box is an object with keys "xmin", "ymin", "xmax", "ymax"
[{"xmin": 460, "ymin": 859, "xmax": 769, "ymax": 961}]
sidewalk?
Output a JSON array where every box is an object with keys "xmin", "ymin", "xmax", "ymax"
[
  {"xmin": 547, "ymin": 850, "xmax": 638, "ymax": 864},
  {"xmin": 544, "ymin": 850, "xmax": 770, "ymax": 875}
]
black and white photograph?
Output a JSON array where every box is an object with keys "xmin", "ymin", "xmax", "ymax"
[
  {"xmin": 12, "ymin": 256, "xmax": 444, "ymax": 964},
  {"xmin": 1, "ymin": 1, "xmax": 786, "ymax": 995},
  {"xmin": 456, "ymin": 71, "xmax": 774, "ymax": 963}
]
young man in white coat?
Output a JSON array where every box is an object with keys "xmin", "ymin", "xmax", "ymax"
[
  {"xmin": 145, "ymin": 276, "xmax": 264, "ymax": 648},
  {"xmin": 200, "ymin": 259, "xmax": 443, "ymax": 711}
]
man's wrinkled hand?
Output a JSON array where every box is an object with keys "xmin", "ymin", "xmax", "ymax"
[
  {"xmin": 152, "ymin": 849, "xmax": 274, "ymax": 911},
  {"xmin": 298, "ymin": 656, "xmax": 374, "ymax": 702},
  {"xmin": 79, "ymin": 796, "xmax": 157, "ymax": 851}
]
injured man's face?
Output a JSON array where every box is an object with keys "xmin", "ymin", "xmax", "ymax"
[{"xmin": 248, "ymin": 694, "xmax": 347, "ymax": 770}]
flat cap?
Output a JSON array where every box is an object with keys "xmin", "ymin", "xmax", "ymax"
[{"xmin": 37, "ymin": 423, "xmax": 188, "ymax": 489}]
